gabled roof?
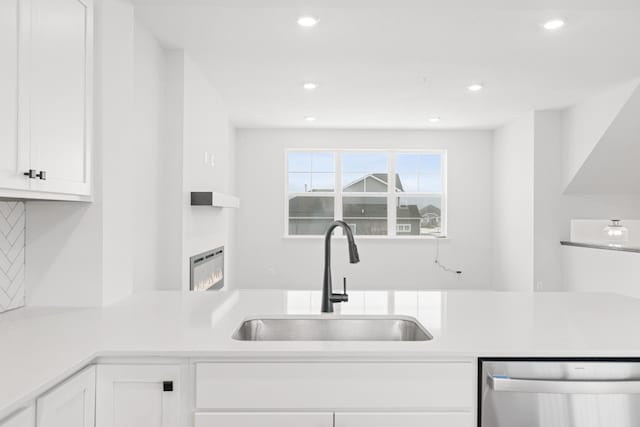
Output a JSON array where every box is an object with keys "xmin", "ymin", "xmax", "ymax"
[{"xmin": 343, "ymin": 173, "xmax": 404, "ymax": 192}]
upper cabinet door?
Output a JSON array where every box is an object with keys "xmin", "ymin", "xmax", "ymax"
[
  {"xmin": 28, "ymin": 0, "xmax": 93, "ymax": 196},
  {"xmin": 36, "ymin": 366, "xmax": 96, "ymax": 427},
  {"xmin": 0, "ymin": 0, "xmax": 29, "ymax": 191}
]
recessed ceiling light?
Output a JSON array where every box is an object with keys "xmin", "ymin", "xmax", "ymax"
[
  {"xmin": 429, "ymin": 117, "xmax": 441, "ymax": 123},
  {"xmin": 303, "ymin": 82, "xmax": 318, "ymax": 90},
  {"xmin": 305, "ymin": 116, "xmax": 316, "ymax": 122},
  {"xmin": 297, "ymin": 16, "xmax": 318, "ymax": 27},
  {"xmin": 543, "ymin": 19, "xmax": 565, "ymax": 30},
  {"xmin": 467, "ymin": 83, "xmax": 484, "ymax": 92}
]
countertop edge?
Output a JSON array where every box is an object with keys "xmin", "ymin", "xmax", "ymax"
[{"xmin": 561, "ymin": 240, "xmax": 640, "ymax": 253}]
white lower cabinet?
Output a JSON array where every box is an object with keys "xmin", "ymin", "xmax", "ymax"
[
  {"xmin": 36, "ymin": 366, "xmax": 96, "ymax": 427},
  {"xmin": 3, "ymin": 360, "xmax": 475, "ymax": 427},
  {"xmin": 194, "ymin": 412, "xmax": 471, "ymax": 427},
  {"xmin": 195, "ymin": 361, "xmax": 473, "ymax": 410},
  {"xmin": 334, "ymin": 412, "xmax": 472, "ymax": 427},
  {"xmin": 95, "ymin": 365, "xmax": 181, "ymax": 427},
  {"xmin": 0, "ymin": 406, "xmax": 35, "ymax": 427},
  {"xmin": 194, "ymin": 412, "xmax": 333, "ymax": 427}
]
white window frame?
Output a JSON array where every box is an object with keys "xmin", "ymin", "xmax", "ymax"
[{"xmin": 285, "ymin": 149, "xmax": 447, "ymax": 239}]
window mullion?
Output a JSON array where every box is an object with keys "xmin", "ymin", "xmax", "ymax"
[
  {"xmin": 335, "ymin": 151, "xmax": 343, "ymax": 226},
  {"xmin": 388, "ymin": 152, "xmax": 397, "ymax": 236}
]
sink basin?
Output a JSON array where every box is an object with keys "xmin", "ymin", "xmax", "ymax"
[{"xmin": 232, "ymin": 316, "xmax": 433, "ymax": 341}]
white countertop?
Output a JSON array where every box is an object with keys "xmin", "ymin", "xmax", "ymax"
[{"xmin": 2, "ymin": 289, "xmax": 640, "ymax": 418}]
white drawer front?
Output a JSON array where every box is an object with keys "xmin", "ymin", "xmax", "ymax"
[
  {"xmin": 194, "ymin": 412, "xmax": 332, "ymax": 427},
  {"xmin": 335, "ymin": 412, "xmax": 472, "ymax": 427},
  {"xmin": 195, "ymin": 362, "xmax": 473, "ymax": 410}
]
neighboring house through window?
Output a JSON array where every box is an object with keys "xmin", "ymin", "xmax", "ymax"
[{"xmin": 287, "ymin": 150, "xmax": 446, "ymax": 237}]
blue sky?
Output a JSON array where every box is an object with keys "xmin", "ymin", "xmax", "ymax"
[{"xmin": 288, "ymin": 152, "xmax": 442, "ymax": 193}]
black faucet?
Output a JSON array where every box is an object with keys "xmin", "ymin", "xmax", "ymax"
[{"xmin": 321, "ymin": 220, "xmax": 360, "ymax": 313}]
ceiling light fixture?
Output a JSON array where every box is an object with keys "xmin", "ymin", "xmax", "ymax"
[
  {"xmin": 543, "ymin": 19, "xmax": 565, "ymax": 30},
  {"xmin": 305, "ymin": 116, "xmax": 316, "ymax": 122},
  {"xmin": 303, "ymin": 82, "xmax": 318, "ymax": 90},
  {"xmin": 467, "ymin": 83, "xmax": 484, "ymax": 92},
  {"xmin": 429, "ymin": 117, "xmax": 441, "ymax": 123},
  {"xmin": 297, "ymin": 16, "xmax": 318, "ymax": 27}
]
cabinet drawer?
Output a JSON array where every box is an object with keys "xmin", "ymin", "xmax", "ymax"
[
  {"xmin": 195, "ymin": 362, "xmax": 473, "ymax": 410},
  {"xmin": 335, "ymin": 412, "xmax": 472, "ymax": 427},
  {"xmin": 194, "ymin": 412, "xmax": 332, "ymax": 427}
]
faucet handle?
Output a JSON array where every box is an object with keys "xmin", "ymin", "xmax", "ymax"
[{"xmin": 330, "ymin": 278, "xmax": 349, "ymax": 303}]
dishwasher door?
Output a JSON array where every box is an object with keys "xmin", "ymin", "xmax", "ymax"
[{"xmin": 480, "ymin": 359, "xmax": 640, "ymax": 427}]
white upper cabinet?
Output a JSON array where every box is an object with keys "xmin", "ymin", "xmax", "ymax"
[
  {"xmin": 36, "ymin": 366, "xmax": 96, "ymax": 427},
  {"xmin": 0, "ymin": 0, "xmax": 93, "ymax": 200},
  {"xmin": 0, "ymin": 0, "xmax": 29, "ymax": 192},
  {"xmin": 28, "ymin": 0, "xmax": 93, "ymax": 196}
]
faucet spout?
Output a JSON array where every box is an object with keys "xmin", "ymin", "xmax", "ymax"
[{"xmin": 321, "ymin": 220, "xmax": 360, "ymax": 313}]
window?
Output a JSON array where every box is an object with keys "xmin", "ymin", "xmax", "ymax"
[
  {"xmin": 396, "ymin": 223, "xmax": 412, "ymax": 233},
  {"xmin": 287, "ymin": 152, "xmax": 336, "ymax": 235},
  {"xmin": 286, "ymin": 150, "xmax": 446, "ymax": 237}
]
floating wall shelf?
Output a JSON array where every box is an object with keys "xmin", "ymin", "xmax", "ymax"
[{"xmin": 190, "ymin": 192, "xmax": 240, "ymax": 208}]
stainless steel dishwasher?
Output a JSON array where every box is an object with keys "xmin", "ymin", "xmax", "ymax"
[{"xmin": 479, "ymin": 358, "xmax": 640, "ymax": 427}]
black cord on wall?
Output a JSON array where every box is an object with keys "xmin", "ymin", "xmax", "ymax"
[{"xmin": 434, "ymin": 237, "xmax": 462, "ymax": 275}]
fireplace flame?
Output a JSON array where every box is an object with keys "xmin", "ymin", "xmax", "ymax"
[{"xmin": 195, "ymin": 269, "xmax": 223, "ymax": 292}]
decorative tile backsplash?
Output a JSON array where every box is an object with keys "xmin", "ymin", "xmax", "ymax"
[{"xmin": 0, "ymin": 201, "xmax": 25, "ymax": 313}]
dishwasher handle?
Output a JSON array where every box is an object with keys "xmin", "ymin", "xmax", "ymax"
[{"xmin": 489, "ymin": 375, "xmax": 640, "ymax": 394}]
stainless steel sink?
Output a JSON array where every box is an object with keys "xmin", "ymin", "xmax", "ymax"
[{"xmin": 232, "ymin": 316, "xmax": 433, "ymax": 341}]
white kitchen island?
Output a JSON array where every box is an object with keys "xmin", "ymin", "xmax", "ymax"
[{"xmin": 2, "ymin": 290, "xmax": 640, "ymax": 426}]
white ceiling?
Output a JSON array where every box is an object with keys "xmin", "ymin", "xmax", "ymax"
[{"xmin": 134, "ymin": 0, "xmax": 640, "ymax": 130}]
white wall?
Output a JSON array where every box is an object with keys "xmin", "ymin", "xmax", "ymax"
[
  {"xmin": 533, "ymin": 111, "xmax": 563, "ymax": 291},
  {"xmin": 492, "ymin": 114, "xmax": 535, "ymax": 292},
  {"xmin": 561, "ymin": 78, "xmax": 640, "ymax": 190},
  {"xmin": 234, "ymin": 129, "xmax": 493, "ymax": 291},
  {"xmin": 166, "ymin": 51, "xmax": 236, "ymax": 290},
  {"xmin": 552, "ymin": 83, "xmax": 640, "ymax": 295},
  {"xmin": 181, "ymin": 54, "xmax": 236, "ymax": 290},
  {"xmin": 99, "ymin": 0, "xmax": 135, "ymax": 305},
  {"xmin": 563, "ymin": 245, "xmax": 640, "ymax": 298},
  {"xmin": 132, "ymin": 20, "xmax": 168, "ymax": 291}
]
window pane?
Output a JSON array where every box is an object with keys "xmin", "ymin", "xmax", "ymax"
[
  {"xmin": 396, "ymin": 196, "xmax": 442, "ymax": 236},
  {"xmin": 396, "ymin": 153, "xmax": 442, "ymax": 193},
  {"xmin": 396, "ymin": 173, "xmax": 418, "ymax": 192},
  {"xmin": 342, "ymin": 152, "xmax": 388, "ymax": 192},
  {"xmin": 288, "ymin": 152, "xmax": 335, "ymax": 193},
  {"xmin": 288, "ymin": 152, "xmax": 312, "ymax": 172},
  {"xmin": 288, "ymin": 196, "xmax": 335, "ymax": 235},
  {"xmin": 289, "ymin": 218, "xmax": 335, "ymax": 235},
  {"xmin": 343, "ymin": 196, "xmax": 388, "ymax": 235},
  {"xmin": 418, "ymin": 173, "xmax": 442, "ymax": 193},
  {"xmin": 312, "ymin": 152, "xmax": 335, "ymax": 173},
  {"xmin": 310, "ymin": 173, "xmax": 334, "ymax": 192},
  {"xmin": 288, "ymin": 173, "xmax": 311, "ymax": 193},
  {"xmin": 289, "ymin": 195, "xmax": 334, "ymax": 218}
]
